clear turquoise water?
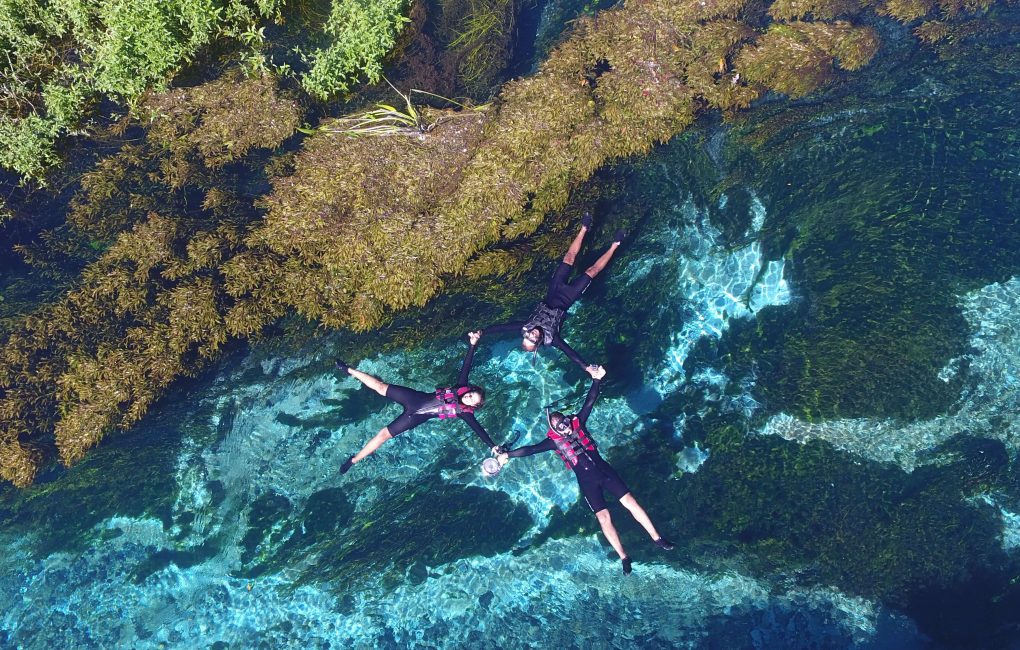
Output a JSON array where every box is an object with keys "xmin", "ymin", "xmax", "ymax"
[{"xmin": 3, "ymin": 5, "xmax": 1020, "ymax": 649}]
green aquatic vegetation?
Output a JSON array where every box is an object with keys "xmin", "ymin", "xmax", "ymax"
[
  {"xmin": 0, "ymin": 421, "xmax": 180, "ymax": 558},
  {"xmin": 238, "ymin": 478, "xmax": 532, "ymax": 587},
  {"xmin": 669, "ymin": 429, "xmax": 1020, "ymax": 646},
  {"xmin": 714, "ymin": 26, "xmax": 1020, "ymax": 421},
  {"xmin": 143, "ymin": 71, "xmax": 303, "ymax": 173},
  {"xmin": 0, "ymin": 0, "xmax": 285, "ymax": 182},
  {"xmin": 298, "ymin": 0, "xmax": 412, "ymax": 100},
  {"xmin": 734, "ymin": 21, "xmax": 879, "ymax": 98},
  {"xmin": 0, "ymin": 72, "xmax": 300, "ymax": 484},
  {"xmin": 444, "ymin": 0, "xmax": 519, "ymax": 93},
  {"xmin": 768, "ymin": 0, "xmax": 862, "ymax": 21},
  {"xmin": 876, "ymin": 0, "xmax": 995, "ymax": 22},
  {"xmin": 587, "ymin": 421, "xmax": 1017, "ymax": 633},
  {"xmin": 321, "ymin": 85, "xmax": 489, "ymax": 137}
]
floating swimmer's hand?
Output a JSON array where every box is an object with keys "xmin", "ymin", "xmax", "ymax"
[
  {"xmin": 587, "ymin": 364, "xmax": 606, "ymax": 380},
  {"xmin": 497, "ymin": 453, "xmax": 509, "ymax": 466},
  {"xmin": 468, "ymin": 330, "xmax": 482, "ymax": 345}
]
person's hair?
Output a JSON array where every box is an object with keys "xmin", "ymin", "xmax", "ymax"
[
  {"xmin": 549, "ymin": 411, "xmax": 566, "ymax": 427},
  {"xmin": 521, "ymin": 338, "xmax": 538, "ymax": 352},
  {"xmin": 461, "ymin": 385, "xmax": 486, "ymax": 407}
]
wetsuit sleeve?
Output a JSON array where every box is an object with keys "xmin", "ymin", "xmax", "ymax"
[
  {"xmin": 460, "ymin": 413, "xmax": 498, "ymax": 449},
  {"xmin": 551, "ymin": 335, "xmax": 589, "ymax": 370},
  {"xmin": 458, "ymin": 342, "xmax": 478, "ymax": 386},
  {"xmin": 577, "ymin": 378, "xmax": 601, "ymax": 427},
  {"xmin": 481, "ymin": 321, "xmax": 527, "ymax": 338},
  {"xmin": 507, "ymin": 439, "xmax": 556, "ymax": 458}
]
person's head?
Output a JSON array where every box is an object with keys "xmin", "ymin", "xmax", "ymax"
[
  {"xmin": 460, "ymin": 386, "xmax": 486, "ymax": 408},
  {"xmin": 521, "ymin": 327, "xmax": 542, "ymax": 352},
  {"xmin": 548, "ymin": 410, "xmax": 570, "ymax": 433}
]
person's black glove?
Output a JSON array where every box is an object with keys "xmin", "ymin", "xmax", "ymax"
[
  {"xmin": 581, "ymin": 211, "xmax": 593, "ymax": 228},
  {"xmin": 613, "ymin": 228, "xmax": 627, "ymax": 244},
  {"xmin": 335, "ymin": 359, "xmax": 351, "ymax": 374}
]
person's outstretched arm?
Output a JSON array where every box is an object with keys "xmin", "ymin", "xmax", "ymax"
[
  {"xmin": 577, "ymin": 378, "xmax": 602, "ymax": 428},
  {"xmin": 461, "ymin": 413, "xmax": 498, "ymax": 450},
  {"xmin": 506, "ymin": 438, "xmax": 557, "ymax": 458},
  {"xmin": 457, "ymin": 333, "xmax": 481, "ymax": 385},
  {"xmin": 551, "ymin": 335, "xmax": 590, "ymax": 370}
]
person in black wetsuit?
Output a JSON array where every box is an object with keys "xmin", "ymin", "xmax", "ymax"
[
  {"xmin": 336, "ymin": 332, "xmax": 501, "ymax": 473},
  {"xmin": 497, "ymin": 366, "xmax": 674, "ymax": 575},
  {"xmin": 476, "ymin": 213, "xmax": 624, "ymax": 371}
]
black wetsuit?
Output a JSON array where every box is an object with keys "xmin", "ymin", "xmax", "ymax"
[
  {"xmin": 482, "ymin": 261, "xmax": 592, "ymax": 370},
  {"xmin": 381, "ymin": 342, "xmax": 497, "ymax": 448},
  {"xmin": 507, "ymin": 378, "xmax": 629, "ymax": 513}
]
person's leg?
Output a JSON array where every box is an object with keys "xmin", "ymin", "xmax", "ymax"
[
  {"xmin": 350, "ymin": 427, "xmax": 394, "ymax": 464},
  {"xmin": 342, "ymin": 406, "xmax": 428, "ymax": 472},
  {"xmin": 619, "ymin": 493, "xmax": 663, "ymax": 540},
  {"xmin": 583, "ymin": 241, "xmax": 621, "ymax": 279},
  {"xmin": 562, "ymin": 223, "xmax": 589, "ymax": 266},
  {"xmin": 580, "ymin": 472, "xmax": 630, "ymax": 572},
  {"xmin": 347, "ymin": 367, "xmax": 389, "ymax": 396},
  {"xmin": 594, "ymin": 508, "xmax": 627, "ymax": 560}
]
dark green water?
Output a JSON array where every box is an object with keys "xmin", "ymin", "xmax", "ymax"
[{"xmin": 2, "ymin": 5, "xmax": 1020, "ymax": 650}]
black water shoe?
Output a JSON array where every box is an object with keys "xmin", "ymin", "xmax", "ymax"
[
  {"xmin": 653, "ymin": 537, "xmax": 675, "ymax": 550},
  {"xmin": 335, "ymin": 359, "xmax": 351, "ymax": 375},
  {"xmin": 613, "ymin": 229, "xmax": 627, "ymax": 244},
  {"xmin": 581, "ymin": 211, "xmax": 593, "ymax": 228},
  {"xmin": 621, "ymin": 556, "xmax": 632, "ymax": 576},
  {"xmin": 340, "ymin": 456, "xmax": 355, "ymax": 474}
]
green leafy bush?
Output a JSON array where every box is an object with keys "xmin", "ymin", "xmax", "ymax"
[
  {"xmin": 299, "ymin": 0, "xmax": 411, "ymax": 100},
  {"xmin": 0, "ymin": 0, "xmax": 284, "ymax": 183}
]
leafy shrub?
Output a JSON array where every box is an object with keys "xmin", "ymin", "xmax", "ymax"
[
  {"xmin": 299, "ymin": 0, "xmax": 411, "ymax": 100},
  {"xmin": 0, "ymin": 0, "xmax": 284, "ymax": 182}
]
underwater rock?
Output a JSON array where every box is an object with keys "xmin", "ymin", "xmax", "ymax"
[{"xmin": 676, "ymin": 443, "xmax": 711, "ymax": 474}]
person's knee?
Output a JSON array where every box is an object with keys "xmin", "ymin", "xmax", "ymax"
[
  {"xmin": 595, "ymin": 508, "xmax": 611, "ymax": 524},
  {"xmin": 619, "ymin": 493, "xmax": 637, "ymax": 508},
  {"xmin": 379, "ymin": 428, "xmax": 393, "ymax": 441},
  {"xmin": 583, "ymin": 266, "xmax": 599, "ymax": 279}
]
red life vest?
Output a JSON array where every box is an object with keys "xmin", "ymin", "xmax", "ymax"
[
  {"xmin": 431, "ymin": 386, "xmax": 475, "ymax": 419},
  {"xmin": 546, "ymin": 416, "xmax": 596, "ymax": 469}
]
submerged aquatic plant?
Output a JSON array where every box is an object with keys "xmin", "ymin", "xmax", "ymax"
[
  {"xmin": 447, "ymin": 0, "xmax": 519, "ymax": 92},
  {"xmin": 321, "ymin": 83, "xmax": 488, "ymax": 137},
  {"xmin": 0, "ymin": 72, "xmax": 301, "ymax": 485}
]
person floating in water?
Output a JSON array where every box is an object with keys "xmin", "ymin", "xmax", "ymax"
[
  {"xmin": 476, "ymin": 213, "xmax": 624, "ymax": 371},
  {"xmin": 497, "ymin": 366, "xmax": 674, "ymax": 575},
  {"xmin": 336, "ymin": 331, "xmax": 500, "ymax": 473}
]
